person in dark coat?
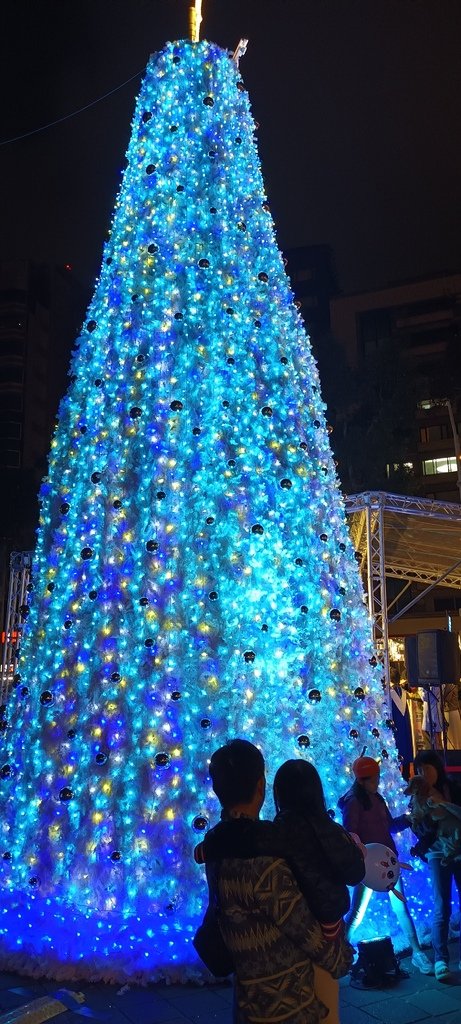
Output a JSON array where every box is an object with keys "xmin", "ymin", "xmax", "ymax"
[
  {"xmin": 273, "ymin": 759, "xmax": 365, "ymax": 1024},
  {"xmin": 338, "ymin": 755, "xmax": 433, "ymax": 975}
]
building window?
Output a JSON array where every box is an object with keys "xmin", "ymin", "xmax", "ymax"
[
  {"xmin": 419, "ymin": 424, "xmax": 452, "ymax": 443},
  {"xmin": 422, "ymin": 456, "xmax": 457, "ymax": 475}
]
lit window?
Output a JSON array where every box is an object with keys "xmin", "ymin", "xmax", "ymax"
[{"xmin": 422, "ymin": 457, "xmax": 457, "ymax": 475}]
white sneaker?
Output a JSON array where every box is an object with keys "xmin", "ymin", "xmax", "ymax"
[
  {"xmin": 435, "ymin": 960, "xmax": 451, "ymax": 981},
  {"xmin": 411, "ymin": 950, "xmax": 433, "ymax": 974}
]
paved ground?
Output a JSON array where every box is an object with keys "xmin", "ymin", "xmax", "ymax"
[{"xmin": 1, "ymin": 945, "xmax": 461, "ymax": 1023}]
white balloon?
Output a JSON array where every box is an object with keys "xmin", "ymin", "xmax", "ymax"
[{"xmin": 363, "ymin": 843, "xmax": 401, "ymax": 892}]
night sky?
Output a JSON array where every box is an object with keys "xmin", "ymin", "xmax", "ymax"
[{"xmin": 2, "ymin": 0, "xmax": 461, "ymax": 296}]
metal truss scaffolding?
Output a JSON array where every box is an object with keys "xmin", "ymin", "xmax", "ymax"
[
  {"xmin": 345, "ymin": 491, "xmax": 461, "ymax": 688},
  {"xmin": 0, "ymin": 551, "xmax": 32, "ymax": 705}
]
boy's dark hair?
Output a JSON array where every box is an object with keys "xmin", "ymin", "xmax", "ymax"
[
  {"xmin": 209, "ymin": 739, "xmax": 265, "ymax": 809},
  {"xmin": 273, "ymin": 759, "xmax": 327, "ymax": 818}
]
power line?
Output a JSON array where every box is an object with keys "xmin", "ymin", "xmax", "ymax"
[{"xmin": 0, "ymin": 68, "xmax": 143, "ymax": 147}]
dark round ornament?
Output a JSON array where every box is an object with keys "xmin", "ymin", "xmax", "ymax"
[
  {"xmin": 131, "ymin": 294, "xmax": 139, "ymax": 303},
  {"xmin": 95, "ymin": 751, "xmax": 108, "ymax": 765},
  {"xmin": 87, "ymin": 320, "xmax": 97, "ymax": 333},
  {"xmin": 354, "ymin": 687, "xmax": 365, "ymax": 701},
  {"xmin": 200, "ymin": 718, "xmax": 211, "ymax": 729},
  {"xmin": 156, "ymin": 491, "xmax": 166, "ymax": 500},
  {"xmin": 261, "ymin": 624, "xmax": 268, "ymax": 632},
  {"xmin": 381, "ymin": 748, "xmax": 389, "ymax": 759},
  {"xmin": 20, "ymin": 686, "xmax": 30, "ymax": 698},
  {"xmin": 47, "ymin": 582, "xmax": 55, "ymax": 592},
  {"xmin": 19, "ymin": 604, "xmax": 30, "ymax": 618},
  {"xmin": 139, "ymin": 597, "xmax": 149, "ymax": 607},
  {"xmin": 371, "ymin": 728, "xmax": 380, "ymax": 738},
  {"xmin": 313, "ymin": 420, "xmax": 321, "ymax": 428},
  {"xmin": 354, "ymin": 551, "xmax": 362, "ymax": 563},
  {"xmin": 235, "ymin": 136, "xmax": 242, "ymax": 144},
  {"xmin": 89, "ymin": 590, "xmax": 98, "ymax": 600},
  {"xmin": 222, "ymin": 400, "xmax": 229, "ymax": 408},
  {"xmin": 198, "ymin": 258, "xmax": 210, "ymax": 268},
  {"xmin": 226, "ymin": 307, "xmax": 234, "ymax": 315},
  {"xmin": 193, "ymin": 815, "xmax": 208, "ymax": 833},
  {"xmin": 81, "ymin": 547, "xmax": 93, "ymax": 560},
  {"xmin": 147, "ymin": 243, "xmax": 158, "ymax": 254},
  {"xmin": 146, "ymin": 540, "xmax": 158, "ymax": 552},
  {"xmin": 172, "ymin": 54, "xmax": 180, "ymax": 64},
  {"xmin": 0, "ymin": 721, "xmax": 7, "ymax": 732},
  {"xmin": 94, "ymin": 379, "xmax": 103, "ymax": 388},
  {"xmin": 297, "ymin": 735, "xmax": 310, "ymax": 749},
  {"xmin": 280, "ymin": 479, "xmax": 292, "ymax": 489},
  {"xmin": 176, "ymin": 185, "xmax": 184, "ymax": 193},
  {"xmin": 64, "ymin": 620, "xmax": 72, "ymax": 630},
  {"xmin": 208, "ymin": 591, "xmax": 218, "ymax": 601},
  {"xmin": 146, "ymin": 163, "xmax": 156, "ymax": 174},
  {"xmin": 40, "ymin": 691, "xmax": 54, "ymax": 707},
  {"xmin": 29, "ymin": 876, "xmax": 40, "ymax": 888},
  {"xmin": 13, "ymin": 673, "xmax": 21, "ymax": 685},
  {"xmin": 369, "ymin": 656, "xmax": 378, "ymax": 667},
  {"xmin": 169, "ymin": 125, "xmax": 178, "ymax": 133},
  {"xmin": 174, "ymin": 311, "xmax": 183, "ymax": 320},
  {"xmin": 295, "ymin": 558, "xmax": 303, "ymax": 566},
  {"xmin": 258, "ymin": 272, "xmax": 269, "ymax": 283},
  {"xmin": 308, "ymin": 689, "xmax": 321, "ymax": 704},
  {"xmin": 59, "ymin": 787, "xmax": 73, "ymax": 802},
  {"xmin": 144, "ymin": 638, "xmax": 154, "ymax": 648},
  {"xmin": 171, "ymin": 691, "xmax": 181, "ymax": 701},
  {"xmin": 60, "ymin": 502, "xmax": 70, "ymax": 515},
  {"xmin": 227, "ymin": 459, "xmax": 236, "ymax": 467},
  {"xmin": 2, "ymin": 851, "xmax": 11, "ymax": 860},
  {"xmin": 349, "ymin": 729, "xmax": 359, "ymax": 739},
  {"xmin": 244, "ymin": 651, "xmax": 255, "ymax": 663},
  {"xmin": 141, "ymin": 111, "xmax": 152, "ymax": 123},
  {"xmin": 129, "ymin": 407, "xmax": 142, "ymax": 419},
  {"xmin": 0, "ymin": 764, "xmax": 14, "ymax": 779},
  {"xmin": 113, "ymin": 499, "xmax": 122, "ymax": 510},
  {"xmin": 155, "ymin": 752, "xmax": 170, "ymax": 768},
  {"xmin": 339, "ymin": 587, "xmax": 346, "ymax": 596},
  {"xmin": 299, "ymin": 442, "xmax": 307, "ymax": 450},
  {"xmin": 330, "ymin": 609, "xmax": 341, "ymax": 621},
  {"xmin": 319, "ymin": 534, "xmax": 328, "ymax": 542},
  {"xmin": 237, "ymin": 221, "xmax": 246, "ymax": 231},
  {"xmin": 254, "ymin": 319, "xmax": 261, "ymax": 328},
  {"xmin": 170, "ymin": 400, "xmax": 183, "ymax": 411},
  {"xmin": 111, "ymin": 672, "xmax": 121, "ymax": 682},
  {"xmin": 300, "ymin": 605, "xmax": 308, "ymax": 614},
  {"xmin": 339, "ymin": 542, "xmax": 346, "ymax": 551},
  {"xmin": 203, "ymin": 95, "xmax": 214, "ymax": 106},
  {"xmin": 192, "ymin": 427, "xmax": 201, "ymax": 436},
  {"xmin": 251, "ymin": 523, "xmax": 264, "ymax": 535},
  {"xmin": 227, "ymin": 357, "xmax": 235, "ymax": 365},
  {"xmin": 280, "ymin": 356, "xmax": 288, "ymax": 365},
  {"xmin": 237, "ymin": 81, "xmax": 245, "ymax": 92},
  {"xmin": 67, "ymin": 729, "xmax": 76, "ymax": 739},
  {"xmin": 209, "ymin": 206, "xmax": 217, "ymax": 214},
  {"xmin": 261, "ymin": 406, "xmax": 273, "ymax": 417},
  {"xmin": 110, "ymin": 851, "xmax": 121, "ymax": 862},
  {"xmin": 205, "ymin": 516, "xmax": 215, "ymax": 525}
]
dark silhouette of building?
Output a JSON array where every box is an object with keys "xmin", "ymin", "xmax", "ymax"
[
  {"xmin": 284, "ymin": 244, "xmax": 338, "ymax": 341},
  {"xmin": 0, "ymin": 259, "xmax": 87, "ymax": 626}
]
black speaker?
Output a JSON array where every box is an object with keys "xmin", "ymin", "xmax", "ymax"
[
  {"xmin": 445, "ymin": 750, "xmax": 461, "ymax": 771},
  {"xmin": 404, "ymin": 635, "xmax": 419, "ymax": 686},
  {"xmin": 417, "ymin": 631, "xmax": 460, "ymax": 685}
]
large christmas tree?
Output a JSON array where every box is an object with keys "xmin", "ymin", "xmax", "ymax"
[{"xmin": 0, "ymin": 36, "xmax": 423, "ymax": 983}]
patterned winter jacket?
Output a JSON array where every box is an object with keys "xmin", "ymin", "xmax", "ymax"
[{"xmin": 199, "ymin": 818, "xmax": 353, "ymax": 1024}]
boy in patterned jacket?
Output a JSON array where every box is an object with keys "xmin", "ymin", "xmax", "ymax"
[{"xmin": 195, "ymin": 739, "xmax": 353, "ymax": 1023}]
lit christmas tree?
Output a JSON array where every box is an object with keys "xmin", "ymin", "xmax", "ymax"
[{"xmin": 0, "ymin": 34, "xmax": 426, "ymax": 982}]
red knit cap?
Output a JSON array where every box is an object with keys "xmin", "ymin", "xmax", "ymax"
[{"xmin": 352, "ymin": 756, "xmax": 380, "ymax": 779}]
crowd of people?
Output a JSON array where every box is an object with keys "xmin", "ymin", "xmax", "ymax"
[{"xmin": 194, "ymin": 739, "xmax": 461, "ymax": 1024}]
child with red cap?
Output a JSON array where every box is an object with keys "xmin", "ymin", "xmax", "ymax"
[{"xmin": 338, "ymin": 755, "xmax": 433, "ymax": 975}]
